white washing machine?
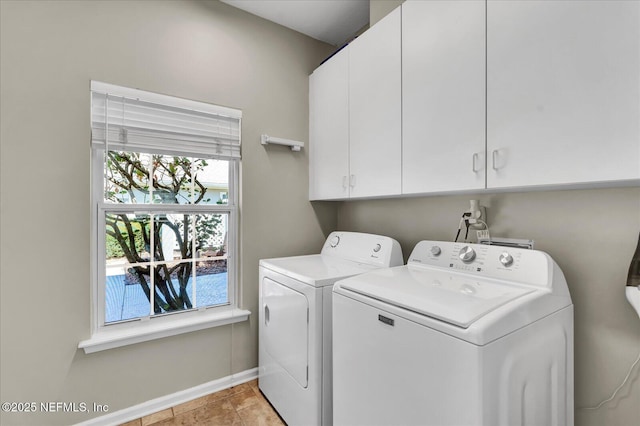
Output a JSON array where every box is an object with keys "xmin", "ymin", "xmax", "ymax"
[
  {"xmin": 333, "ymin": 240, "xmax": 574, "ymax": 426},
  {"xmin": 259, "ymin": 231, "xmax": 403, "ymax": 426}
]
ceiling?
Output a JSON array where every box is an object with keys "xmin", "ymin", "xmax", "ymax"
[{"xmin": 220, "ymin": 0, "xmax": 370, "ymax": 46}]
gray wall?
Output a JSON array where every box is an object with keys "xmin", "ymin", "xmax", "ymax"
[
  {"xmin": 370, "ymin": 0, "xmax": 405, "ymax": 25},
  {"xmin": 0, "ymin": 0, "xmax": 335, "ymax": 424},
  {"xmin": 336, "ymin": 187, "xmax": 640, "ymax": 426}
]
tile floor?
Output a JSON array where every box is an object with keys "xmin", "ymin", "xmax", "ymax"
[{"xmin": 120, "ymin": 379, "xmax": 285, "ymax": 426}]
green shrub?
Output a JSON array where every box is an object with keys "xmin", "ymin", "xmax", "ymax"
[{"xmin": 106, "ymin": 230, "xmax": 146, "ymax": 259}]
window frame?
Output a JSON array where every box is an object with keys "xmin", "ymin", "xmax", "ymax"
[{"xmin": 80, "ymin": 86, "xmax": 248, "ymax": 354}]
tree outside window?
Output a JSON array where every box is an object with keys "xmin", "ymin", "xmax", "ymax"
[{"xmin": 103, "ymin": 152, "xmax": 230, "ymax": 322}]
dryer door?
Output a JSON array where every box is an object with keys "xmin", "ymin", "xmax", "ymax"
[{"xmin": 262, "ymin": 277, "xmax": 309, "ymax": 387}]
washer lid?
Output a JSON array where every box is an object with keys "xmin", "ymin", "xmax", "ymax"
[
  {"xmin": 260, "ymin": 254, "xmax": 378, "ymax": 287},
  {"xmin": 338, "ymin": 266, "xmax": 535, "ymax": 328}
]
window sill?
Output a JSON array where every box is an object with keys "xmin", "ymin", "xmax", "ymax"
[{"xmin": 78, "ymin": 308, "xmax": 251, "ymax": 354}]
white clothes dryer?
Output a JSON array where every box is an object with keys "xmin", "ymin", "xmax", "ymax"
[
  {"xmin": 333, "ymin": 240, "xmax": 574, "ymax": 426},
  {"xmin": 259, "ymin": 231, "xmax": 403, "ymax": 426}
]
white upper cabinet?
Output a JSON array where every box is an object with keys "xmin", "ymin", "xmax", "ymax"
[
  {"xmin": 309, "ymin": 0, "xmax": 639, "ymax": 201},
  {"xmin": 487, "ymin": 0, "xmax": 640, "ymax": 189},
  {"xmin": 402, "ymin": 0, "xmax": 486, "ymax": 194},
  {"xmin": 348, "ymin": 7, "xmax": 402, "ymax": 198},
  {"xmin": 309, "ymin": 47, "xmax": 350, "ymax": 200}
]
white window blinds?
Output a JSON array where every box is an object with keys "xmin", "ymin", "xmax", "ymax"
[{"xmin": 91, "ymin": 81, "xmax": 242, "ymax": 160}]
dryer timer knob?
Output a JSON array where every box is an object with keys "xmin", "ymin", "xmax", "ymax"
[
  {"xmin": 459, "ymin": 246, "xmax": 476, "ymax": 263},
  {"xmin": 430, "ymin": 246, "xmax": 442, "ymax": 256},
  {"xmin": 329, "ymin": 235, "xmax": 340, "ymax": 248}
]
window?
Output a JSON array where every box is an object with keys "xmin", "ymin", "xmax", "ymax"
[{"xmin": 80, "ymin": 82, "xmax": 249, "ymax": 353}]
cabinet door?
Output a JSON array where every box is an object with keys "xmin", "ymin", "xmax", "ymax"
[
  {"xmin": 309, "ymin": 47, "xmax": 350, "ymax": 200},
  {"xmin": 487, "ymin": 0, "xmax": 640, "ymax": 189},
  {"xmin": 402, "ymin": 0, "xmax": 486, "ymax": 194},
  {"xmin": 349, "ymin": 7, "xmax": 402, "ymax": 198}
]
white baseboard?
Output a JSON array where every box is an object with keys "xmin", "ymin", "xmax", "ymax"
[{"xmin": 75, "ymin": 368, "xmax": 258, "ymax": 426}]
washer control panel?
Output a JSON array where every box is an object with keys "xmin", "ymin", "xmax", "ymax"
[{"xmin": 408, "ymin": 240, "xmax": 551, "ymax": 288}]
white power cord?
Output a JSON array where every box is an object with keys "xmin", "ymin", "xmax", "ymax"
[
  {"xmin": 474, "ymin": 220, "xmax": 490, "ymax": 242},
  {"xmin": 582, "ymin": 289, "xmax": 640, "ymax": 410},
  {"xmin": 580, "ymin": 349, "xmax": 640, "ymax": 410}
]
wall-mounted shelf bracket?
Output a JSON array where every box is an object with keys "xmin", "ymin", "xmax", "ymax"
[{"xmin": 261, "ymin": 134, "xmax": 304, "ymax": 152}]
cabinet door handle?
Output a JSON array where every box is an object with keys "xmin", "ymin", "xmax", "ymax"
[
  {"xmin": 349, "ymin": 174, "xmax": 356, "ymax": 188},
  {"xmin": 342, "ymin": 175, "xmax": 348, "ymax": 189},
  {"xmin": 492, "ymin": 150, "xmax": 500, "ymax": 170},
  {"xmin": 472, "ymin": 153, "xmax": 480, "ymax": 173}
]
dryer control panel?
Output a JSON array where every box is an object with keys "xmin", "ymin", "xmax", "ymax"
[
  {"xmin": 321, "ymin": 231, "xmax": 403, "ymax": 268},
  {"xmin": 408, "ymin": 240, "xmax": 556, "ymax": 289}
]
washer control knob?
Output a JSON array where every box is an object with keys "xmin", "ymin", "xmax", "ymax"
[
  {"xmin": 499, "ymin": 252, "xmax": 514, "ymax": 267},
  {"xmin": 373, "ymin": 243, "xmax": 382, "ymax": 253},
  {"xmin": 329, "ymin": 235, "xmax": 340, "ymax": 248},
  {"xmin": 459, "ymin": 246, "xmax": 476, "ymax": 263},
  {"xmin": 430, "ymin": 246, "xmax": 442, "ymax": 256}
]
